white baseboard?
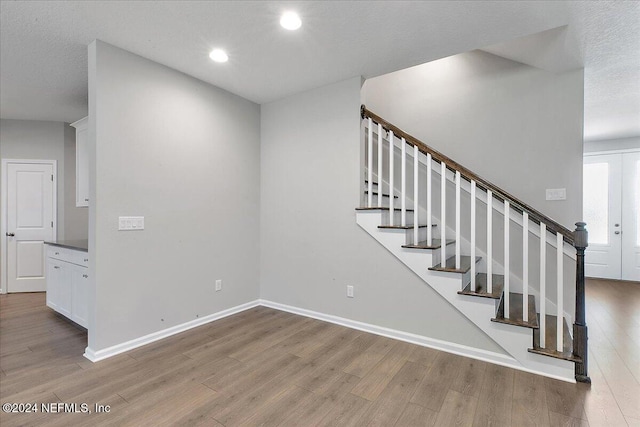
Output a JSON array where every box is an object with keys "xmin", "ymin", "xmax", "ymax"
[
  {"xmin": 83, "ymin": 299, "xmax": 261, "ymax": 362},
  {"xmin": 82, "ymin": 297, "xmax": 573, "ymax": 382},
  {"xmin": 259, "ymin": 299, "xmax": 575, "ymax": 383}
]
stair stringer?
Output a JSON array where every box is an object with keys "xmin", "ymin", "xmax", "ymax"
[{"xmin": 356, "ymin": 210, "xmax": 575, "ymax": 382}]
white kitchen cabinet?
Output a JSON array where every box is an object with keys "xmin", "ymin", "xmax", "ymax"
[
  {"xmin": 46, "ymin": 258, "xmax": 61, "ymax": 312},
  {"xmin": 46, "ymin": 245, "xmax": 88, "ymax": 328},
  {"xmin": 70, "ymin": 264, "xmax": 89, "ymax": 327},
  {"xmin": 70, "ymin": 117, "xmax": 89, "ymax": 207},
  {"xmin": 46, "ymin": 257, "xmax": 72, "ymax": 318}
]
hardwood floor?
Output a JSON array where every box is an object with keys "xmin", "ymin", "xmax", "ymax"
[{"xmin": 0, "ymin": 278, "xmax": 638, "ymax": 426}]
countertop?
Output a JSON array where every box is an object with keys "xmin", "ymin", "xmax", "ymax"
[{"xmin": 44, "ymin": 240, "xmax": 88, "ymax": 252}]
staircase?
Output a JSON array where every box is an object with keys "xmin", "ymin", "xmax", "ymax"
[{"xmin": 356, "ymin": 106, "xmax": 590, "ymax": 383}]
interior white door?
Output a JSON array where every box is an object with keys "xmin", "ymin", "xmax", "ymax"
[
  {"xmin": 6, "ymin": 161, "xmax": 55, "ymax": 292},
  {"xmin": 583, "ymin": 154, "xmax": 622, "ymax": 279},
  {"xmin": 621, "ymin": 152, "xmax": 640, "ymax": 281}
]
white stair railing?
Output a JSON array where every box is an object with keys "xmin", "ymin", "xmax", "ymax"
[
  {"xmin": 389, "ymin": 130, "xmax": 395, "ymax": 224},
  {"xmin": 504, "ymin": 200, "xmax": 510, "ymax": 319},
  {"xmin": 367, "ymin": 118, "xmax": 373, "ymax": 207},
  {"xmin": 401, "ymin": 137, "xmax": 407, "ymax": 226},
  {"xmin": 413, "ymin": 145, "xmax": 419, "ymax": 244},
  {"xmin": 377, "ymin": 123, "xmax": 383, "ymax": 208},
  {"xmin": 487, "ymin": 190, "xmax": 493, "ymax": 294},
  {"xmin": 540, "ymin": 222, "xmax": 547, "ymax": 348},
  {"xmin": 557, "ymin": 232, "xmax": 564, "ymax": 352},
  {"xmin": 440, "ymin": 160, "xmax": 446, "ymax": 265},
  {"xmin": 470, "ymin": 180, "xmax": 476, "ymax": 291},
  {"xmin": 455, "ymin": 171, "xmax": 461, "ymax": 270},
  {"xmin": 523, "ymin": 212, "xmax": 529, "ymax": 322},
  {"xmin": 426, "ymin": 153, "xmax": 432, "ymax": 246},
  {"xmin": 360, "ymin": 108, "xmax": 588, "ymax": 382}
]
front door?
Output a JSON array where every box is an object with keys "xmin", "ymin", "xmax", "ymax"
[
  {"xmin": 4, "ymin": 161, "xmax": 56, "ymax": 292},
  {"xmin": 584, "ymin": 152, "xmax": 640, "ymax": 281}
]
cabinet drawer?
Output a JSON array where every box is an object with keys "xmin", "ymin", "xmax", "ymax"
[
  {"xmin": 47, "ymin": 246, "xmax": 71, "ymax": 262},
  {"xmin": 47, "ymin": 246, "xmax": 89, "ymax": 267},
  {"xmin": 70, "ymin": 251, "xmax": 89, "ymax": 267}
]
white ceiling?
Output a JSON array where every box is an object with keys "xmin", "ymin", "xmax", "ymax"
[{"xmin": 1, "ymin": 1, "xmax": 638, "ymax": 142}]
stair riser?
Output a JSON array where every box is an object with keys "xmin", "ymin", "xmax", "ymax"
[
  {"xmin": 430, "ymin": 241, "xmax": 456, "ymax": 266},
  {"xmin": 407, "ymin": 226, "xmax": 430, "ymax": 244},
  {"xmin": 362, "ymin": 195, "xmax": 386, "ymax": 207},
  {"xmin": 380, "ymin": 209, "xmax": 415, "ymax": 225}
]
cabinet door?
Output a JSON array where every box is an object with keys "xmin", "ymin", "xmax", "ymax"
[
  {"xmin": 73, "ymin": 117, "xmax": 89, "ymax": 207},
  {"xmin": 46, "ymin": 258, "xmax": 59, "ymax": 310},
  {"xmin": 70, "ymin": 265, "xmax": 89, "ymax": 328},
  {"xmin": 56, "ymin": 262, "xmax": 73, "ymax": 318}
]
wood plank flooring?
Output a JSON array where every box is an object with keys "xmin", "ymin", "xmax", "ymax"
[{"xmin": 0, "ymin": 278, "xmax": 638, "ymax": 426}]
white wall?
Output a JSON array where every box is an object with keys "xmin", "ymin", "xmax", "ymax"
[
  {"xmin": 362, "ymin": 50, "xmax": 584, "ymax": 229},
  {"xmin": 260, "ymin": 76, "xmax": 504, "ymax": 353},
  {"xmin": 88, "ymin": 41, "xmax": 261, "ymax": 352},
  {"xmin": 0, "ymin": 119, "xmax": 88, "ymax": 240}
]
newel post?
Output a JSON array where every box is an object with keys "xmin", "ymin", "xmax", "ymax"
[{"xmin": 573, "ymin": 222, "xmax": 591, "ymax": 383}]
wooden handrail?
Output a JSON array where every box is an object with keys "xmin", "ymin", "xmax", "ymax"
[{"xmin": 361, "ymin": 105, "xmax": 575, "ymax": 245}]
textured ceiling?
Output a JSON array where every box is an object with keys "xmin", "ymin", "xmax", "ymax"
[{"xmin": 1, "ymin": 1, "xmax": 638, "ymax": 141}]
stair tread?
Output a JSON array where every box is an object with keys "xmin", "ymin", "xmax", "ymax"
[
  {"xmin": 402, "ymin": 239, "xmax": 455, "ymax": 250},
  {"xmin": 458, "ymin": 274, "xmax": 504, "ymax": 299},
  {"xmin": 491, "ymin": 292, "xmax": 538, "ymax": 329},
  {"xmin": 356, "ymin": 207, "xmax": 415, "ymax": 212},
  {"xmin": 528, "ymin": 314, "xmax": 581, "ymax": 363},
  {"xmin": 428, "ymin": 255, "xmax": 481, "ymax": 273},
  {"xmin": 378, "ymin": 224, "xmax": 433, "ymax": 230},
  {"xmin": 364, "ymin": 191, "xmax": 398, "ymax": 199}
]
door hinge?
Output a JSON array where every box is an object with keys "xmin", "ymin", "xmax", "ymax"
[
  {"xmin": 51, "ymin": 174, "xmax": 54, "ymax": 181},
  {"xmin": 51, "ymin": 221, "xmax": 53, "ymax": 228}
]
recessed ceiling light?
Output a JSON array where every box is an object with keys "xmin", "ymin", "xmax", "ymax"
[
  {"xmin": 209, "ymin": 49, "xmax": 228, "ymax": 63},
  {"xmin": 280, "ymin": 11, "xmax": 301, "ymax": 31}
]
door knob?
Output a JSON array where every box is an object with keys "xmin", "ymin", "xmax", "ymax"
[
  {"xmin": 614, "ymin": 231, "xmax": 621, "ymax": 235},
  {"xmin": 614, "ymin": 223, "xmax": 620, "ymax": 227},
  {"xmin": 5, "ymin": 232, "xmax": 14, "ymax": 237}
]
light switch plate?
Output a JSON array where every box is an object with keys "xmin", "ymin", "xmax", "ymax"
[
  {"xmin": 545, "ymin": 188, "xmax": 566, "ymax": 201},
  {"xmin": 119, "ymin": 216, "xmax": 144, "ymax": 231}
]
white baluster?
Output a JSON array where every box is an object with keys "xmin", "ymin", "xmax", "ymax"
[
  {"xmin": 470, "ymin": 181, "xmax": 476, "ymax": 292},
  {"xmin": 389, "ymin": 130, "xmax": 394, "ymax": 225},
  {"xmin": 487, "ymin": 190, "xmax": 493, "ymax": 294},
  {"xmin": 377, "ymin": 123, "xmax": 383, "ymax": 208},
  {"xmin": 557, "ymin": 232, "xmax": 564, "ymax": 352},
  {"xmin": 504, "ymin": 200, "xmax": 510, "ymax": 319},
  {"xmin": 455, "ymin": 171, "xmax": 461, "ymax": 270},
  {"xmin": 401, "ymin": 138, "xmax": 407, "ymax": 227},
  {"xmin": 523, "ymin": 212, "xmax": 529, "ymax": 322},
  {"xmin": 414, "ymin": 145, "xmax": 419, "ymax": 244},
  {"xmin": 440, "ymin": 161, "xmax": 446, "ymax": 266},
  {"xmin": 367, "ymin": 118, "xmax": 373, "ymax": 208},
  {"xmin": 427, "ymin": 154, "xmax": 432, "ymax": 246},
  {"xmin": 540, "ymin": 223, "xmax": 547, "ymax": 348}
]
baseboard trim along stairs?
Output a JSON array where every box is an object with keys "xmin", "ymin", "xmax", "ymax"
[
  {"xmin": 83, "ymin": 294, "xmax": 571, "ymax": 383},
  {"xmin": 259, "ymin": 299, "xmax": 575, "ymax": 383}
]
